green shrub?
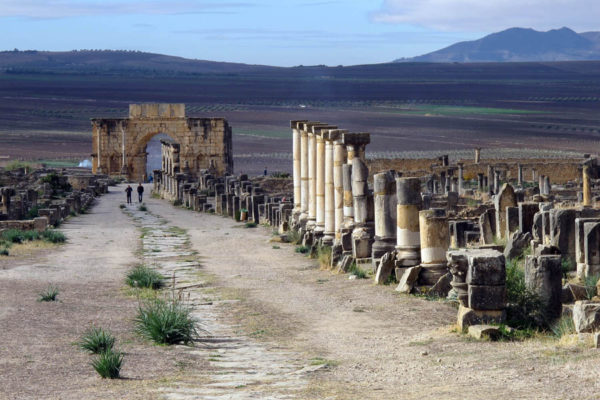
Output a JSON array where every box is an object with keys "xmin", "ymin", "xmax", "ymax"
[
  {"xmin": 5, "ymin": 160, "xmax": 31, "ymax": 171},
  {"xmin": 295, "ymin": 245, "xmax": 309, "ymax": 254},
  {"xmin": 91, "ymin": 349, "xmax": 123, "ymax": 379},
  {"xmin": 125, "ymin": 265, "xmax": 164, "ymax": 290},
  {"xmin": 41, "ymin": 230, "xmax": 66, "ymax": 243},
  {"xmin": 79, "ymin": 327, "xmax": 115, "ymax": 354},
  {"xmin": 348, "ymin": 262, "xmax": 368, "ymax": 279},
  {"xmin": 138, "ymin": 204, "xmax": 148, "ymax": 212},
  {"xmin": 244, "ymin": 222, "xmax": 257, "ymax": 228},
  {"xmin": 38, "ymin": 284, "xmax": 59, "ymax": 302},
  {"xmin": 0, "ymin": 247, "xmax": 9, "ymax": 256},
  {"xmin": 134, "ymin": 298, "xmax": 199, "ymax": 345},
  {"xmin": 505, "ymin": 258, "xmax": 546, "ymax": 329},
  {"xmin": 25, "ymin": 206, "xmax": 39, "ymax": 219},
  {"xmin": 287, "ymin": 229, "xmax": 302, "ymax": 245}
]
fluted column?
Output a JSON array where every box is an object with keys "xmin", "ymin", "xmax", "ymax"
[
  {"xmin": 396, "ymin": 177, "xmax": 421, "ymax": 266},
  {"xmin": 315, "ymin": 130, "xmax": 326, "ymax": 235},
  {"xmin": 342, "ymin": 164, "xmax": 354, "ymax": 228},
  {"xmin": 291, "ymin": 120, "xmax": 306, "ymax": 219},
  {"xmin": 299, "ymin": 123, "xmax": 310, "ymax": 221},
  {"xmin": 307, "ymin": 127, "xmax": 317, "ymax": 228}
]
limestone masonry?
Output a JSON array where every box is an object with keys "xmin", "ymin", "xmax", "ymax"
[{"xmin": 91, "ymin": 104, "xmax": 233, "ymax": 182}]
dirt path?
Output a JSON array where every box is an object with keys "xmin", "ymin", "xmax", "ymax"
[{"xmin": 2, "ymin": 185, "xmax": 600, "ymax": 399}]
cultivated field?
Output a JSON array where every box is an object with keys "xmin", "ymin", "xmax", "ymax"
[{"xmin": 1, "ymin": 61, "xmax": 600, "ymax": 174}]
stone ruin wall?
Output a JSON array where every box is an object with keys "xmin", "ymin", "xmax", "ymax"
[{"xmin": 91, "ymin": 104, "xmax": 233, "ymax": 182}]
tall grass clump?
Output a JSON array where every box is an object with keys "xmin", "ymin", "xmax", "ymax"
[
  {"xmin": 91, "ymin": 349, "xmax": 123, "ymax": 379},
  {"xmin": 550, "ymin": 315, "xmax": 576, "ymax": 339},
  {"xmin": 134, "ymin": 298, "xmax": 199, "ymax": 345},
  {"xmin": 38, "ymin": 284, "xmax": 60, "ymax": 302},
  {"xmin": 126, "ymin": 265, "xmax": 164, "ymax": 289},
  {"xmin": 287, "ymin": 229, "xmax": 302, "ymax": 245},
  {"xmin": 583, "ymin": 274, "xmax": 600, "ymax": 300},
  {"xmin": 317, "ymin": 246, "xmax": 332, "ymax": 269},
  {"xmin": 295, "ymin": 245, "xmax": 309, "ymax": 254},
  {"xmin": 79, "ymin": 327, "xmax": 115, "ymax": 354}
]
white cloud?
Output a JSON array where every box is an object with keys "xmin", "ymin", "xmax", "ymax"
[
  {"xmin": 372, "ymin": 0, "xmax": 600, "ymax": 32},
  {"xmin": 0, "ymin": 0, "xmax": 251, "ymax": 18}
]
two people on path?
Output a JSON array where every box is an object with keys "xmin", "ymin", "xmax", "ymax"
[{"xmin": 124, "ymin": 183, "xmax": 144, "ymax": 204}]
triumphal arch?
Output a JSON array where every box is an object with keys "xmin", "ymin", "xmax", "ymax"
[{"xmin": 91, "ymin": 103, "xmax": 233, "ymax": 181}]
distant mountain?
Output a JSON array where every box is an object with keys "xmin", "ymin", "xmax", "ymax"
[
  {"xmin": 0, "ymin": 49, "xmax": 280, "ymax": 74},
  {"xmin": 397, "ymin": 27, "xmax": 600, "ymax": 63}
]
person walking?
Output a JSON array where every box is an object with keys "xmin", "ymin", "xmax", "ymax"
[
  {"xmin": 137, "ymin": 183, "xmax": 144, "ymax": 203},
  {"xmin": 125, "ymin": 185, "xmax": 133, "ymax": 204}
]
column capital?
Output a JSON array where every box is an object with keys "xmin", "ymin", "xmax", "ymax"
[
  {"xmin": 312, "ymin": 125, "xmax": 337, "ymax": 136},
  {"xmin": 290, "ymin": 120, "xmax": 308, "ymax": 129},
  {"xmin": 342, "ymin": 132, "xmax": 370, "ymax": 146},
  {"xmin": 301, "ymin": 121, "xmax": 323, "ymax": 134},
  {"xmin": 325, "ymin": 129, "xmax": 348, "ymax": 142}
]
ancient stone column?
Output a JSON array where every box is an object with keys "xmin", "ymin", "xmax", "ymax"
[
  {"xmin": 494, "ymin": 169, "xmax": 501, "ymax": 194},
  {"xmin": 538, "ymin": 174, "xmax": 545, "ymax": 195},
  {"xmin": 344, "ymin": 133, "xmax": 372, "ymax": 259},
  {"xmin": 299, "ymin": 122, "xmax": 311, "ymax": 222},
  {"xmin": 291, "ymin": 120, "xmax": 306, "ymax": 219},
  {"xmin": 342, "ymin": 164, "xmax": 354, "ymax": 228},
  {"xmin": 457, "ymin": 163, "xmax": 464, "ymax": 195},
  {"xmin": 543, "ymin": 175, "xmax": 551, "ymax": 195},
  {"xmin": 440, "ymin": 171, "xmax": 446, "ymax": 195},
  {"xmin": 474, "ymin": 148, "xmax": 481, "ymax": 164},
  {"xmin": 309, "ymin": 124, "xmax": 336, "ymax": 233},
  {"xmin": 531, "ymin": 168, "xmax": 537, "ymax": 182},
  {"xmin": 487, "ymin": 165, "xmax": 494, "ymax": 189},
  {"xmin": 372, "ymin": 170, "xmax": 397, "ymax": 265},
  {"xmin": 315, "ymin": 130, "xmax": 326, "ymax": 236},
  {"xmin": 583, "ymin": 165, "xmax": 592, "ymax": 206},
  {"xmin": 332, "ymin": 130, "xmax": 348, "ymax": 241},
  {"xmin": 323, "ymin": 130, "xmax": 339, "ymax": 246},
  {"xmin": 419, "ymin": 209, "xmax": 449, "ymax": 286},
  {"xmin": 517, "ymin": 164, "xmax": 523, "ymax": 186},
  {"xmin": 477, "ymin": 173, "xmax": 484, "ymax": 192},
  {"xmin": 396, "ymin": 177, "xmax": 421, "ymax": 267}
]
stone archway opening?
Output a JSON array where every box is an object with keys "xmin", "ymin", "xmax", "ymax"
[{"xmin": 145, "ymin": 133, "xmax": 176, "ymax": 181}]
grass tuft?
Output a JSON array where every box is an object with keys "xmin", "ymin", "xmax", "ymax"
[
  {"xmin": 134, "ymin": 298, "xmax": 199, "ymax": 345},
  {"xmin": 91, "ymin": 349, "xmax": 123, "ymax": 379},
  {"xmin": 138, "ymin": 204, "xmax": 148, "ymax": 212},
  {"xmin": 38, "ymin": 284, "xmax": 60, "ymax": 302},
  {"xmin": 287, "ymin": 229, "xmax": 302, "ymax": 245},
  {"xmin": 126, "ymin": 265, "xmax": 164, "ymax": 289},
  {"xmin": 317, "ymin": 245, "xmax": 332, "ymax": 269},
  {"xmin": 79, "ymin": 327, "xmax": 115, "ymax": 354},
  {"xmin": 41, "ymin": 230, "xmax": 66, "ymax": 243},
  {"xmin": 119, "ymin": 204, "xmax": 126, "ymax": 209},
  {"xmin": 0, "ymin": 247, "xmax": 8, "ymax": 256},
  {"xmin": 583, "ymin": 274, "xmax": 600, "ymax": 300},
  {"xmin": 550, "ymin": 316, "xmax": 576, "ymax": 339},
  {"xmin": 348, "ymin": 262, "xmax": 368, "ymax": 279},
  {"xmin": 244, "ymin": 222, "xmax": 257, "ymax": 228}
]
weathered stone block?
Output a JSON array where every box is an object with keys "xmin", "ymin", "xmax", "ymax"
[
  {"xmin": 466, "ymin": 252, "xmax": 505, "ymax": 286},
  {"xmin": 573, "ymin": 301, "xmax": 600, "ymax": 333},
  {"xmin": 396, "ymin": 266, "xmax": 421, "ymax": 294},
  {"xmin": 457, "ymin": 305, "xmax": 506, "ymax": 330},
  {"xmin": 525, "ymin": 255, "xmax": 563, "ymax": 320},
  {"xmin": 468, "ymin": 285, "xmax": 506, "ymax": 310}
]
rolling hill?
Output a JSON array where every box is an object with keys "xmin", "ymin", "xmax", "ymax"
[{"xmin": 397, "ymin": 27, "xmax": 600, "ymax": 63}]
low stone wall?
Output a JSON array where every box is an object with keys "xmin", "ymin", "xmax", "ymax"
[{"xmin": 0, "ymin": 216, "xmax": 48, "ymax": 232}]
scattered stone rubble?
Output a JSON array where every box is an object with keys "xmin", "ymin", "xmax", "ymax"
[{"xmin": 0, "ymin": 167, "xmax": 110, "ymax": 233}]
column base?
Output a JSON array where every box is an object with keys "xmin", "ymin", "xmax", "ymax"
[
  {"xmin": 322, "ymin": 232, "xmax": 335, "ymax": 247},
  {"xmin": 418, "ymin": 262, "xmax": 448, "ymax": 286},
  {"xmin": 395, "ymin": 245, "xmax": 421, "ymax": 267}
]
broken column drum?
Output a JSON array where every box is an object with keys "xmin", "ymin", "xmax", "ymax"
[
  {"xmin": 396, "ymin": 177, "xmax": 422, "ymax": 267},
  {"xmin": 419, "ymin": 209, "xmax": 449, "ymax": 286},
  {"xmin": 372, "ymin": 170, "xmax": 397, "ymax": 264}
]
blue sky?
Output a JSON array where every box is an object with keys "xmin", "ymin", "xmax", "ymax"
[{"xmin": 1, "ymin": 0, "xmax": 598, "ymax": 66}]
